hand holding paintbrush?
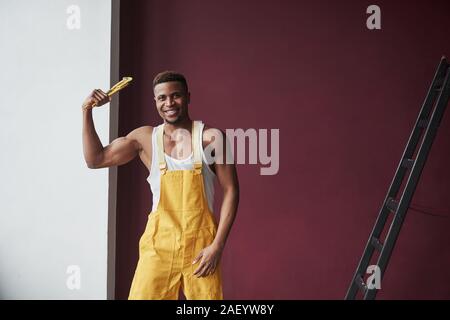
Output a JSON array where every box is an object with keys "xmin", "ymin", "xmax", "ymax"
[{"xmin": 82, "ymin": 77, "xmax": 133, "ymax": 110}]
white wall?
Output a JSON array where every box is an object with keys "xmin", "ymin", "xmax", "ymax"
[{"xmin": 0, "ymin": 0, "xmax": 112, "ymax": 299}]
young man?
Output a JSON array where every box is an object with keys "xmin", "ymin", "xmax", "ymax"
[{"xmin": 81, "ymin": 71, "xmax": 239, "ymax": 300}]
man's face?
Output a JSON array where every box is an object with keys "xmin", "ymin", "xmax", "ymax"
[{"xmin": 154, "ymin": 81, "xmax": 190, "ymax": 124}]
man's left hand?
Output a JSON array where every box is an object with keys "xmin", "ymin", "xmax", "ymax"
[{"xmin": 192, "ymin": 244, "xmax": 223, "ymax": 278}]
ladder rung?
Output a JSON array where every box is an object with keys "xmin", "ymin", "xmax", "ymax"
[
  {"xmin": 418, "ymin": 119, "xmax": 429, "ymax": 128},
  {"xmin": 401, "ymin": 158, "xmax": 414, "ymax": 169},
  {"xmin": 355, "ymin": 275, "xmax": 368, "ymax": 294},
  {"xmin": 371, "ymin": 236, "xmax": 384, "ymax": 252},
  {"xmin": 386, "ymin": 197, "xmax": 398, "ymax": 213}
]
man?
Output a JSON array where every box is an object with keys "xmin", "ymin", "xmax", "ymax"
[{"xmin": 81, "ymin": 71, "xmax": 239, "ymax": 300}]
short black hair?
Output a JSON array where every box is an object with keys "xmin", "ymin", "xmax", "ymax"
[{"xmin": 153, "ymin": 71, "xmax": 188, "ymax": 93}]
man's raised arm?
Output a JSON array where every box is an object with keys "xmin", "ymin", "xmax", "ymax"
[{"xmin": 81, "ymin": 89, "xmax": 141, "ymax": 169}]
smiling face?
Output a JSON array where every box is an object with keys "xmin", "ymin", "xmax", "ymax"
[{"xmin": 154, "ymin": 81, "xmax": 190, "ymax": 124}]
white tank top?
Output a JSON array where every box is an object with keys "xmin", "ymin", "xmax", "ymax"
[{"xmin": 147, "ymin": 121, "xmax": 216, "ymax": 213}]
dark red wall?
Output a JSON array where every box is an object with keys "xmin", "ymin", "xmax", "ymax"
[{"xmin": 116, "ymin": 0, "xmax": 450, "ymax": 299}]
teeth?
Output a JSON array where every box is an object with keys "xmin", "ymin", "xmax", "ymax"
[{"xmin": 165, "ymin": 109, "xmax": 177, "ymax": 116}]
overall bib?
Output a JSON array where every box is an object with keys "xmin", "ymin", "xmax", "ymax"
[{"xmin": 128, "ymin": 120, "xmax": 223, "ymax": 300}]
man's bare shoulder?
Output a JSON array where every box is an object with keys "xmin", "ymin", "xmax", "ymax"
[
  {"xmin": 127, "ymin": 125, "xmax": 153, "ymax": 139},
  {"xmin": 202, "ymin": 124, "xmax": 226, "ymax": 152},
  {"xmin": 203, "ymin": 124, "xmax": 224, "ymax": 140},
  {"xmin": 126, "ymin": 126, "xmax": 153, "ymax": 150}
]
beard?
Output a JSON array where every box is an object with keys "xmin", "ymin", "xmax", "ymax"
[{"xmin": 165, "ymin": 116, "xmax": 182, "ymax": 124}]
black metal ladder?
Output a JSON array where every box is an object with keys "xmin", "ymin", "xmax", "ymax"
[{"xmin": 345, "ymin": 56, "xmax": 450, "ymax": 300}]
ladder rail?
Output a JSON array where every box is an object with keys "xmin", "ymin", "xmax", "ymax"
[
  {"xmin": 364, "ymin": 63, "xmax": 450, "ymax": 300},
  {"xmin": 345, "ymin": 56, "xmax": 450, "ymax": 300},
  {"xmin": 385, "ymin": 56, "xmax": 448, "ymax": 199}
]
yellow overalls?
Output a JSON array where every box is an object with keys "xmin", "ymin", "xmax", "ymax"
[{"xmin": 128, "ymin": 120, "xmax": 223, "ymax": 300}]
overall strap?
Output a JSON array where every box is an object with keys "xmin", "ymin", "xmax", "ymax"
[
  {"xmin": 192, "ymin": 120, "xmax": 203, "ymax": 173},
  {"xmin": 156, "ymin": 124, "xmax": 167, "ymax": 174}
]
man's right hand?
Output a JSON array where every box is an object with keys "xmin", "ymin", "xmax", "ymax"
[{"xmin": 82, "ymin": 89, "xmax": 111, "ymax": 110}]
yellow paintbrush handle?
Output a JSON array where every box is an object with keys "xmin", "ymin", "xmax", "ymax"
[
  {"xmin": 107, "ymin": 77, "xmax": 133, "ymax": 96},
  {"xmin": 90, "ymin": 77, "xmax": 133, "ymax": 108}
]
